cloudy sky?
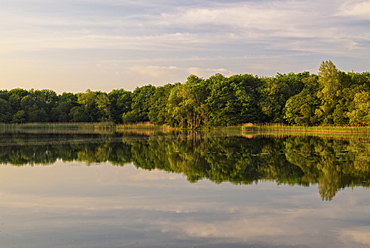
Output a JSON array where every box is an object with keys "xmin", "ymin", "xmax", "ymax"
[{"xmin": 1, "ymin": 0, "xmax": 370, "ymax": 93}]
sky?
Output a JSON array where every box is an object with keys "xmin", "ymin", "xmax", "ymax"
[{"xmin": 1, "ymin": 0, "xmax": 370, "ymax": 93}]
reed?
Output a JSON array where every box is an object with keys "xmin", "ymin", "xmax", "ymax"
[
  {"xmin": 242, "ymin": 123, "xmax": 370, "ymax": 133},
  {"xmin": 0, "ymin": 122, "xmax": 115, "ymax": 134},
  {"xmin": 115, "ymin": 122, "xmax": 176, "ymax": 133},
  {"xmin": 241, "ymin": 123, "xmax": 370, "ymax": 139}
]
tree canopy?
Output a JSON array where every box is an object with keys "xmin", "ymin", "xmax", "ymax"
[{"xmin": 1, "ymin": 61, "xmax": 369, "ymax": 127}]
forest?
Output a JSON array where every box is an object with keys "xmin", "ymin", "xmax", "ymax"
[{"xmin": 1, "ymin": 60, "xmax": 370, "ymax": 127}]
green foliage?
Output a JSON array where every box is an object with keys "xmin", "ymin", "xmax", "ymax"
[
  {"xmin": 0, "ymin": 61, "xmax": 369, "ymax": 127},
  {"xmin": 259, "ymin": 72, "xmax": 308, "ymax": 123},
  {"xmin": 167, "ymin": 83, "xmax": 194, "ymax": 127},
  {"xmin": 316, "ymin": 61, "xmax": 350, "ymax": 124},
  {"xmin": 347, "ymin": 91, "xmax": 370, "ymax": 124},
  {"xmin": 12, "ymin": 110, "xmax": 27, "ymax": 123},
  {"xmin": 50, "ymin": 92, "xmax": 77, "ymax": 122},
  {"xmin": 8, "ymin": 88, "xmax": 29, "ymax": 115},
  {"xmin": 228, "ymin": 74, "xmax": 262, "ymax": 123},
  {"xmin": 284, "ymin": 75, "xmax": 320, "ymax": 125},
  {"xmin": 69, "ymin": 106, "xmax": 90, "ymax": 122},
  {"xmin": 108, "ymin": 89, "xmax": 132, "ymax": 124},
  {"xmin": 0, "ymin": 99, "xmax": 13, "ymax": 123},
  {"xmin": 122, "ymin": 85, "xmax": 156, "ymax": 123},
  {"xmin": 166, "ymin": 75, "xmax": 209, "ymax": 128},
  {"xmin": 69, "ymin": 90, "xmax": 112, "ymax": 122},
  {"xmin": 206, "ymin": 74, "xmax": 259, "ymax": 126},
  {"xmin": 148, "ymin": 84, "xmax": 175, "ymax": 125}
]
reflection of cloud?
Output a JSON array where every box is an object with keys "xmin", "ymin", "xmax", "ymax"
[
  {"xmin": 158, "ymin": 207, "xmax": 342, "ymax": 247},
  {"xmin": 1, "ymin": 162, "xmax": 370, "ymax": 247},
  {"xmin": 162, "ymin": 215, "xmax": 288, "ymax": 239},
  {"xmin": 339, "ymin": 227, "xmax": 370, "ymax": 246},
  {"xmin": 129, "ymin": 168, "xmax": 182, "ymax": 181}
]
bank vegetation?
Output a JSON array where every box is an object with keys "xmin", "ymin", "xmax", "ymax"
[{"xmin": 1, "ymin": 61, "xmax": 370, "ymax": 129}]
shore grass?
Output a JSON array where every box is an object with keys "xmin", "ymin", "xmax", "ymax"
[
  {"xmin": 241, "ymin": 123, "xmax": 370, "ymax": 139},
  {"xmin": 2, "ymin": 122, "xmax": 370, "ymax": 139},
  {"xmin": 242, "ymin": 123, "xmax": 370, "ymax": 132},
  {"xmin": 115, "ymin": 122, "xmax": 175, "ymax": 132},
  {"xmin": 0, "ymin": 122, "xmax": 115, "ymax": 134}
]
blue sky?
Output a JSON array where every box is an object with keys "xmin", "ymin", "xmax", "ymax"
[{"xmin": 1, "ymin": 0, "xmax": 370, "ymax": 93}]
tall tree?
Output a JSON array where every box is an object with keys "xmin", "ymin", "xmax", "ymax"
[
  {"xmin": 167, "ymin": 75, "xmax": 208, "ymax": 128},
  {"xmin": 284, "ymin": 75, "xmax": 320, "ymax": 125},
  {"xmin": 148, "ymin": 84, "xmax": 176, "ymax": 125},
  {"xmin": 346, "ymin": 91, "xmax": 370, "ymax": 124},
  {"xmin": 73, "ymin": 90, "xmax": 96, "ymax": 122},
  {"xmin": 108, "ymin": 89, "xmax": 132, "ymax": 124},
  {"xmin": 258, "ymin": 73, "xmax": 306, "ymax": 123},
  {"xmin": 51, "ymin": 92, "xmax": 78, "ymax": 122},
  {"xmin": 16, "ymin": 89, "xmax": 58, "ymax": 122},
  {"xmin": 0, "ymin": 99, "xmax": 12, "ymax": 123},
  {"xmin": 206, "ymin": 74, "xmax": 235, "ymax": 126},
  {"xmin": 315, "ymin": 60, "xmax": 350, "ymax": 124},
  {"xmin": 8, "ymin": 88, "xmax": 29, "ymax": 123},
  {"xmin": 122, "ymin": 85, "xmax": 156, "ymax": 123}
]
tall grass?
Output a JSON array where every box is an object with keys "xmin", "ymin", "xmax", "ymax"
[
  {"xmin": 0, "ymin": 122, "xmax": 115, "ymax": 134},
  {"xmin": 116, "ymin": 122, "xmax": 175, "ymax": 132},
  {"xmin": 241, "ymin": 123, "xmax": 370, "ymax": 139},
  {"xmin": 3, "ymin": 122, "xmax": 370, "ymax": 138},
  {"xmin": 242, "ymin": 123, "xmax": 370, "ymax": 132}
]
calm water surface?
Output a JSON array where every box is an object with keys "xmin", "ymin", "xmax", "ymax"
[{"xmin": 0, "ymin": 132, "xmax": 369, "ymax": 248}]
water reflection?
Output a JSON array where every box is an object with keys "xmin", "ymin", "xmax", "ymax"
[
  {"xmin": 1, "ymin": 132, "xmax": 370, "ymax": 248},
  {"xmin": 1, "ymin": 161, "xmax": 369, "ymax": 248},
  {"xmin": 0, "ymin": 132, "xmax": 369, "ymax": 201}
]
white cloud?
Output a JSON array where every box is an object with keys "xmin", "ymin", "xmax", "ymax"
[
  {"xmin": 129, "ymin": 65, "xmax": 183, "ymax": 78},
  {"xmin": 155, "ymin": 0, "xmax": 370, "ymax": 57},
  {"xmin": 0, "ymin": 32, "xmax": 209, "ymax": 54},
  {"xmin": 160, "ymin": 1, "xmax": 332, "ymax": 36},
  {"xmin": 186, "ymin": 67, "xmax": 234, "ymax": 77},
  {"xmin": 1, "ymin": 0, "xmax": 367, "ymax": 57},
  {"xmin": 128, "ymin": 65, "xmax": 234, "ymax": 79},
  {"xmin": 161, "ymin": 3, "xmax": 288, "ymax": 30},
  {"xmin": 0, "ymin": 0, "xmax": 369, "ymax": 92},
  {"xmin": 339, "ymin": 0, "xmax": 370, "ymax": 19}
]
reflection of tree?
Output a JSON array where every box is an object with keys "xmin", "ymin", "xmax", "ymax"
[
  {"xmin": 126, "ymin": 134, "xmax": 307, "ymax": 186},
  {"xmin": 0, "ymin": 133, "xmax": 369, "ymax": 201},
  {"xmin": 1, "ymin": 144, "xmax": 59, "ymax": 165},
  {"xmin": 284, "ymin": 136, "xmax": 370, "ymax": 200}
]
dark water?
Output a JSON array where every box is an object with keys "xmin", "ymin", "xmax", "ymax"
[{"xmin": 0, "ymin": 132, "xmax": 369, "ymax": 248}]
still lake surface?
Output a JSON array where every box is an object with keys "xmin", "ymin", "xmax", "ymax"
[{"xmin": 0, "ymin": 132, "xmax": 369, "ymax": 248}]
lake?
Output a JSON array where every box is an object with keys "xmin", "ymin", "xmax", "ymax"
[{"xmin": 0, "ymin": 132, "xmax": 369, "ymax": 248}]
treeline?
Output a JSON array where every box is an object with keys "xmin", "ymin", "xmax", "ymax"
[{"xmin": 1, "ymin": 60, "xmax": 369, "ymax": 127}]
